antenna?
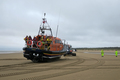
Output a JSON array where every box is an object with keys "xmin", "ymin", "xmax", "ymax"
[
  {"xmin": 56, "ymin": 25, "xmax": 59, "ymax": 37},
  {"xmin": 56, "ymin": 11, "xmax": 61, "ymax": 37},
  {"xmin": 38, "ymin": 13, "xmax": 53, "ymax": 36},
  {"xmin": 44, "ymin": 13, "xmax": 46, "ymax": 17}
]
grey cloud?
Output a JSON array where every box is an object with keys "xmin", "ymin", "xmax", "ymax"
[{"xmin": 0, "ymin": 0, "xmax": 120, "ymax": 49}]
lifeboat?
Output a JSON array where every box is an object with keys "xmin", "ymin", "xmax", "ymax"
[{"xmin": 23, "ymin": 13, "xmax": 68, "ymax": 62}]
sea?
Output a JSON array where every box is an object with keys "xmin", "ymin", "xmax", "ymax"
[{"xmin": 0, "ymin": 51, "xmax": 22, "ymax": 54}]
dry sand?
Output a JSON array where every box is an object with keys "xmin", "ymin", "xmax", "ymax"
[{"xmin": 0, "ymin": 50, "xmax": 120, "ymax": 80}]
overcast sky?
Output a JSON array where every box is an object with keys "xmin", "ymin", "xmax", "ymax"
[{"xmin": 0, "ymin": 0, "xmax": 120, "ymax": 50}]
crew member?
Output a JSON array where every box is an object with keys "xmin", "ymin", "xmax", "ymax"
[
  {"xmin": 101, "ymin": 49, "xmax": 104, "ymax": 57},
  {"xmin": 115, "ymin": 50, "xmax": 118, "ymax": 57},
  {"xmin": 47, "ymin": 37, "xmax": 52, "ymax": 50},
  {"xmin": 28, "ymin": 36, "xmax": 32, "ymax": 47},
  {"xmin": 40, "ymin": 36, "xmax": 45, "ymax": 50},
  {"xmin": 29, "ymin": 36, "xmax": 32, "ymax": 40},
  {"xmin": 33, "ymin": 36, "xmax": 37, "ymax": 48},
  {"xmin": 24, "ymin": 35, "xmax": 29, "ymax": 43}
]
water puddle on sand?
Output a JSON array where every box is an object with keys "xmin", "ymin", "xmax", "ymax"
[{"xmin": 84, "ymin": 52, "xmax": 120, "ymax": 55}]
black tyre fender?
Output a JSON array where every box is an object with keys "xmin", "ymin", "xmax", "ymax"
[
  {"xmin": 72, "ymin": 53, "xmax": 76, "ymax": 56},
  {"xmin": 32, "ymin": 57, "xmax": 40, "ymax": 63},
  {"xmin": 64, "ymin": 54, "xmax": 66, "ymax": 56}
]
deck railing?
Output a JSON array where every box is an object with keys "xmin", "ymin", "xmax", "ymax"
[{"xmin": 25, "ymin": 39, "xmax": 65, "ymax": 51}]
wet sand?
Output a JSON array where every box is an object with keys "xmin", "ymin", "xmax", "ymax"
[{"xmin": 0, "ymin": 50, "xmax": 120, "ymax": 80}]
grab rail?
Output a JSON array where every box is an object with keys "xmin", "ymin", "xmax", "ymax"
[{"xmin": 25, "ymin": 40, "xmax": 65, "ymax": 51}]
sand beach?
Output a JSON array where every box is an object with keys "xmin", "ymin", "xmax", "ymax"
[{"xmin": 0, "ymin": 50, "xmax": 120, "ymax": 80}]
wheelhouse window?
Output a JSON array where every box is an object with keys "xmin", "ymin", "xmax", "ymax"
[
  {"xmin": 55, "ymin": 40, "xmax": 62, "ymax": 44},
  {"xmin": 59, "ymin": 40, "xmax": 62, "ymax": 44}
]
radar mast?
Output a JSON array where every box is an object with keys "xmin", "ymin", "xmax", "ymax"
[{"xmin": 38, "ymin": 13, "xmax": 53, "ymax": 36}]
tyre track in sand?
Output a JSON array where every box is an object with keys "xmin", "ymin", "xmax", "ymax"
[
  {"xmin": 0, "ymin": 58, "xmax": 73, "ymax": 70},
  {"xmin": 19, "ymin": 57, "xmax": 105, "ymax": 80},
  {"xmin": 0, "ymin": 61, "xmax": 35, "ymax": 70},
  {"xmin": 0, "ymin": 56, "xmax": 85, "ymax": 78}
]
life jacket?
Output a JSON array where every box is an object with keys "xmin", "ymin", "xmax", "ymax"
[
  {"xmin": 47, "ymin": 38, "xmax": 52, "ymax": 43},
  {"xmin": 24, "ymin": 36, "xmax": 29, "ymax": 41},
  {"xmin": 41, "ymin": 36, "xmax": 45, "ymax": 44},
  {"xmin": 115, "ymin": 51, "xmax": 118, "ymax": 54}
]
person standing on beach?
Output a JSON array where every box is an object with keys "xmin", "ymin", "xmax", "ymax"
[
  {"xmin": 101, "ymin": 50, "xmax": 104, "ymax": 57},
  {"xmin": 115, "ymin": 50, "xmax": 118, "ymax": 57}
]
